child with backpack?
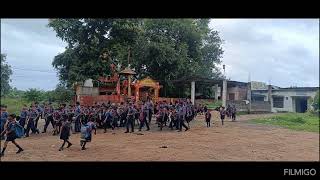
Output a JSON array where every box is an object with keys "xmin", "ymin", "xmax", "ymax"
[
  {"xmin": 80, "ymin": 118, "xmax": 96, "ymax": 150},
  {"xmin": 0, "ymin": 114, "xmax": 24, "ymax": 157},
  {"xmin": 58, "ymin": 119, "xmax": 72, "ymax": 151},
  {"xmin": 205, "ymin": 110, "xmax": 212, "ymax": 127}
]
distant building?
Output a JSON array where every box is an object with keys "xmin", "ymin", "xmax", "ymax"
[
  {"xmin": 252, "ymin": 87, "xmax": 319, "ymax": 113},
  {"xmin": 218, "ymin": 81, "xmax": 319, "ymax": 113}
]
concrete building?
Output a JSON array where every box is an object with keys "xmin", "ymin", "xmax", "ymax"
[{"xmin": 252, "ymin": 87, "xmax": 319, "ymax": 113}]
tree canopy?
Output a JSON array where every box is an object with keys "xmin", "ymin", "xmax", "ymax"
[
  {"xmin": 1, "ymin": 54, "xmax": 13, "ymax": 97},
  {"xmin": 49, "ymin": 19, "xmax": 224, "ymax": 97}
]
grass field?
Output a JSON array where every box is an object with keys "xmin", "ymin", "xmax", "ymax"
[
  {"xmin": 1, "ymin": 97, "xmax": 29, "ymax": 114},
  {"xmin": 250, "ymin": 113, "xmax": 319, "ymax": 133}
]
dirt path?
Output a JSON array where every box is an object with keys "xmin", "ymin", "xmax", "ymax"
[{"xmin": 1, "ymin": 113, "xmax": 319, "ymax": 161}]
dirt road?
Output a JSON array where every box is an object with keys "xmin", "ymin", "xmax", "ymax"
[{"xmin": 1, "ymin": 113, "xmax": 319, "ymax": 161}]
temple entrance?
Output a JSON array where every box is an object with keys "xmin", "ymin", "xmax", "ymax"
[
  {"xmin": 139, "ymin": 87, "xmax": 155, "ymax": 102},
  {"xmin": 134, "ymin": 77, "xmax": 162, "ymax": 103}
]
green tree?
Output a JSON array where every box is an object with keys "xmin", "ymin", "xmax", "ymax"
[
  {"xmin": 49, "ymin": 19, "xmax": 224, "ymax": 97},
  {"xmin": 1, "ymin": 54, "xmax": 13, "ymax": 96},
  {"xmin": 52, "ymin": 84, "xmax": 74, "ymax": 103},
  {"xmin": 7, "ymin": 87, "xmax": 25, "ymax": 99},
  {"xmin": 23, "ymin": 88, "xmax": 45, "ymax": 102}
]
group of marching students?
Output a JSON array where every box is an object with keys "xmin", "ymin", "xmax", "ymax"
[
  {"xmin": 0, "ymin": 99, "xmax": 237, "ymax": 157},
  {"xmin": 0, "ymin": 98, "xmax": 197, "ymax": 156}
]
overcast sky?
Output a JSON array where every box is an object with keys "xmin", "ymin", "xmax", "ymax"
[{"xmin": 1, "ymin": 19, "xmax": 319, "ymax": 90}]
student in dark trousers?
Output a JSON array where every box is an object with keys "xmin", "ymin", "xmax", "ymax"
[
  {"xmin": 59, "ymin": 119, "xmax": 72, "ymax": 151},
  {"xmin": 125, "ymin": 103, "xmax": 135, "ymax": 133},
  {"xmin": 103, "ymin": 108, "xmax": 112, "ymax": 133},
  {"xmin": 19, "ymin": 105, "xmax": 28, "ymax": 129},
  {"xmin": 0, "ymin": 114, "xmax": 24, "ymax": 157},
  {"xmin": 25, "ymin": 106, "xmax": 40, "ymax": 137},
  {"xmin": 34, "ymin": 102, "xmax": 43, "ymax": 129},
  {"xmin": 178, "ymin": 103, "xmax": 189, "ymax": 132},
  {"xmin": 139, "ymin": 104, "xmax": 150, "ymax": 131},
  {"xmin": 111, "ymin": 106, "xmax": 119, "ymax": 130},
  {"xmin": 146, "ymin": 99, "xmax": 153, "ymax": 124},
  {"xmin": 205, "ymin": 110, "xmax": 212, "ymax": 127},
  {"xmin": 220, "ymin": 106, "xmax": 226, "ymax": 126},
  {"xmin": 74, "ymin": 102, "xmax": 82, "ymax": 133},
  {"xmin": 1, "ymin": 105, "xmax": 9, "ymax": 140},
  {"xmin": 42, "ymin": 104, "xmax": 55, "ymax": 133},
  {"xmin": 231, "ymin": 105, "xmax": 237, "ymax": 121}
]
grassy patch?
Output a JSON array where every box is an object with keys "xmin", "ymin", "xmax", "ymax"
[
  {"xmin": 205, "ymin": 100, "xmax": 222, "ymax": 109},
  {"xmin": 1, "ymin": 97, "xmax": 29, "ymax": 114},
  {"xmin": 237, "ymin": 111, "xmax": 249, "ymax": 115},
  {"xmin": 250, "ymin": 113, "xmax": 319, "ymax": 133}
]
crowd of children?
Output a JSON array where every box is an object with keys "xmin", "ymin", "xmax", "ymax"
[{"xmin": 0, "ymin": 99, "xmax": 237, "ymax": 157}]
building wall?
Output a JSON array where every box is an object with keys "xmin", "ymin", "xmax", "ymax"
[
  {"xmin": 227, "ymin": 86, "xmax": 247, "ymax": 101},
  {"xmin": 271, "ymin": 90, "xmax": 317, "ymax": 112},
  {"xmin": 76, "ymin": 86, "xmax": 99, "ymax": 96}
]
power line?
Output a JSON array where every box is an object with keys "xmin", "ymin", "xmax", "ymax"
[{"xmin": 12, "ymin": 67, "xmax": 57, "ymax": 74}]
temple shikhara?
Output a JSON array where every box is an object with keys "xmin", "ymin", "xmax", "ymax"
[{"xmin": 74, "ymin": 63, "xmax": 162, "ymax": 106}]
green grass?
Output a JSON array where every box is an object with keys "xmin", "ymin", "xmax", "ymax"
[
  {"xmin": 205, "ymin": 100, "xmax": 222, "ymax": 109},
  {"xmin": 237, "ymin": 111, "xmax": 249, "ymax": 115},
  {"xmin": 1, "ymin": 97, "xmax": 29, "ymax": 114},
  {"xmin": 250, "ymin": 113, "xmax": 319, "ymax": 133}
]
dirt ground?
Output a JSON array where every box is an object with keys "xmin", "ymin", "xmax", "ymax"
[{"xmin": 1, "ymin": 112, "xmax": 319, "ymax": 161}]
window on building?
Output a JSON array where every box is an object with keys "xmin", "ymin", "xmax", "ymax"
[
  {"xmin": 286, "ymin": 97, "xmax": 288, "ymax": 100},
  {"xmin": 252, "ymin": 96, "xmax": 264, "ymax": 101},
  {"xmin": 229, "ymin": 93, "xmax": 235, "ymax": 100},
  {"xmin": 273, "ymin": 96, "xmax": 284, "ymax": 108}
]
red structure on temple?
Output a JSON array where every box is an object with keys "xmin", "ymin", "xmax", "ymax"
[{"xmin": 75, "ymin": 63, "xmax": 162, "ymax": 106}]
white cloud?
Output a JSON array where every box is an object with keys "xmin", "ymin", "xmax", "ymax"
[
  {"xmin": 210, "ymin": 19, "xmax": 319, "ymax": 87},
  {"xmin": 1, "ymin": 19, "xmax": 66, "ymax": 90}
]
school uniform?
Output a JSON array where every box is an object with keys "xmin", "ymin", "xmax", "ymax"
[
  {"xmin": 19, "ymin": 110, "xmax": 28, "ymax": 128},
  {"xmin": 220, "ymin": 109, "xmax": 226, "ymax": 125},
  {"xmin": 25, "ymin": 110, "xmax": 39, "ymax": 136},
  {"xmin": 125, "ymin": 106, "xmax": 135, "ymax": 133},
  {"xmin": 205, "ymin": 111, "xmax": 211, "ymax": 127},
  {"xmin": 1, "ymin": 111, "xmax": 8, "ymax": 139},
  {"xmin": 178, "ymin": 105, "xmax": 189, "ymax": 131},
  {"xmin": 146, "ymin": 101, "xmax": 153, "ymax": 123},
  {"xmin": 74, "ymin": 105, "xmax": 82, "ymax": 132},
  {"xmin": 43, "ymin": 106, "xmax": 55, "ymax": 133},
  {"xmin": 5, "ymin": 121, "xmax": 17, "ymax": 142},
  {"xmin": 35, "ymin": 105, "xmax": 43, "ymax": 129},
  {"xmin": 103, "ymin": 110, "xmax": 112, "ymax": 132},
  {"xmin": 138, "ymin": 106, "xmax": 150, "ymax": 131},
  {"xmin": 231, "ymin": 107, "xmax": 236, "ymax": 121},
  {"xmin": 60, "ymin": 121, "xmax": 71, "ymax": 140}
]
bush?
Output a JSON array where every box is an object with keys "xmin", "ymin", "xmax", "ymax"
[
  {"xmin": 308, "ymin": 90, "xmax": 319, "ymax": 115},
  {"xmin": 23, "ymin": 88, "xmax": 45, "ymax": 102}
]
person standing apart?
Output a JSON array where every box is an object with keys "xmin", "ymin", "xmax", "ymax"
[
  {"xmin": 205, "ymin": 110, "xmax": 212, "ymax": 127},
  {"xmin": 220, "ymin": 106, "xmax": 226, "ymax": 126},
  {"xmin": 231, "ymin": 105, "xmax": 237, "ymax": 121}
]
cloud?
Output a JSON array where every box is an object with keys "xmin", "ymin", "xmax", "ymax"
[
  {"xmin": 1, "ymin": 19, "xmax": 319, "ymax": 91},
  {"xmin": 210, "ymin": 19, "xmax": 319, "ymax": 87},
  {"xmin": 1, "ymin": 19, "xmax": 66, "ymax": 90}
]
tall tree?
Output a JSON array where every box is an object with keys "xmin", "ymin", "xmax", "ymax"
[
  {"xmin": 1, "ymin": 54, "xmax": 13, "ymax": 97},
  {"xmin": 49, "ymin": 19, "xmax": 224, "ymax": 97}
]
